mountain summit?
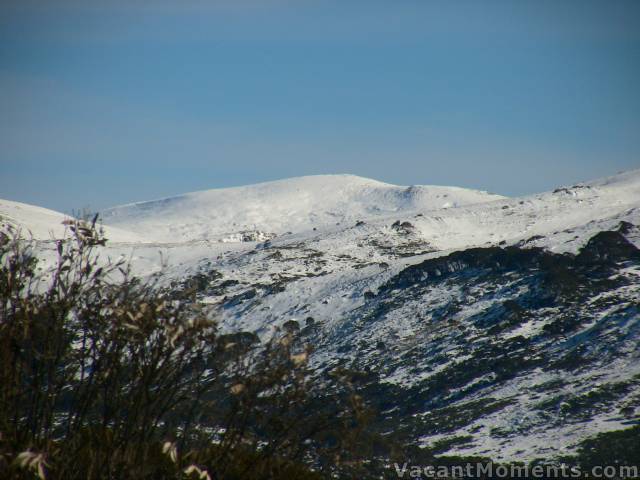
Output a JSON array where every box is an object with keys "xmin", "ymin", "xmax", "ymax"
[{"xmin": 100, "ymin": 174, "xmax": 505, "ymax": 242}]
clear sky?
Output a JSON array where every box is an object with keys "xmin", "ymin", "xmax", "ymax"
[{"xmin": 1, "ymin": 0, "xmax": 639, "ymax": 213}]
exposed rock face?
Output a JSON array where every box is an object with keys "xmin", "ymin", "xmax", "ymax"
[
  {"xmin": 169, "ymin": 227, "xmax": 640, "ymax": 462},
  {"xmin": 301, "ymin": 232, "xmax": 640, "ymax": 461}
]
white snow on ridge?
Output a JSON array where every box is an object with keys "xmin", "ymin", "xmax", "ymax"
[
  {"xmin": 4, "ymin": 169, "xmax": 640, "ymax": 266},
  {"xmin": 397, "ymin": 168, "xmax": 640, "ymax": 253},
  {"xmin": 100, "ymin": 174, "xmax": 505, "ymax": 243},
  {"xmin": 97, "ymin": 170, "xmax": 640, "ymax": 253},
  {"xmin": 0, "ymin": 198, "xmax": 142, "ymax": 242},
  {"xmin": 3, "ymin": 169, "xmax": 640, "ymax": 253}
]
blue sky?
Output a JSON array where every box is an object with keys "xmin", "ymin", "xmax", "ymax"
[{"xmin": 1, "ymin": 0, "xmax": 639, "ymax": 213}]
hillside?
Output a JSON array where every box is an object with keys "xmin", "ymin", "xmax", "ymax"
[
  {"xmin": 0, "ymin": 198, "xmax": 142, "ymax": 243},
  {"xmin": 2, "ymin": 170, "xmax": 640, "ymax": 463},
  {"xmin": 101, "ymin": 174, "xmax": 505, "ymax": 243}
]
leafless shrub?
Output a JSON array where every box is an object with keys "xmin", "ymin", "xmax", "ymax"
[{"xmin": 0, "ymin": 221, "xmax": 374, "ymax": 479}]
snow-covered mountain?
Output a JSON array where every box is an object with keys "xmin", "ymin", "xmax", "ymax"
[
  {"xmin": 0, "ymin": 198, "xmax": 141, "ymax": 243},
  {"xmin": 101, "ymin": 174, "xmax": 505, "ymax": 243},
  {"xmin": 2, "ymin": 170, "xmax": 640, "ymax": 464},
  {"xmin": 98, "ymin": 170, "xmax": 640, "ymax": 253}
]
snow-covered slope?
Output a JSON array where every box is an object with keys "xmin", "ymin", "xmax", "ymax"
[
  {"xmin": 404, "ymin": 168, "xmax": 640, "ymax": 253},
  {"xmin": 3, "ymin": 169, "xmax": 640, "ymax": 464},
  {"xmin": 99, "ymin": 170, "xmax": 640, "ymax": 256},
  {"xmin": 101, "ymin": 174, "xmax": 505, "ymax": 242},
  {"xmin": 0, "ymin": 198, "xmax": 141, "ymax": 242},
  {"xmin": 8, "ymin": 170, "xmax": 640, "ymax": 252}
]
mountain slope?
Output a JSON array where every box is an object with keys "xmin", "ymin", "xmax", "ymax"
[
  {"xmin": 3, "ymin": 169, "xmax": 640, "ymax": 464},
  {"xmin": 118, "ymin": 170, "xmax": 638, "ymax": 463},
  {"xmin": 0, "ymin": 198, "xmax": 141, "ymax": 243},
  {"xmin": 313, "ymin": 233, "xmax": 640, "ymax": 461},
  {"xmin": 99, "ymin": 170, "xmax": 640, "ymax": 255},
  {"xmin": 101, "ymin": 174, "xmax": 505, "ymax": 242}
]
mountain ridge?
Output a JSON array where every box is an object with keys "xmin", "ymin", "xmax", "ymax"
[
  {"xmin": 2, "ymin": 168, "xmax": 640, "ymax": 462},
  {"xmin": 100, "ymin": 174, "xmax": 506, "ymax": 243}
]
